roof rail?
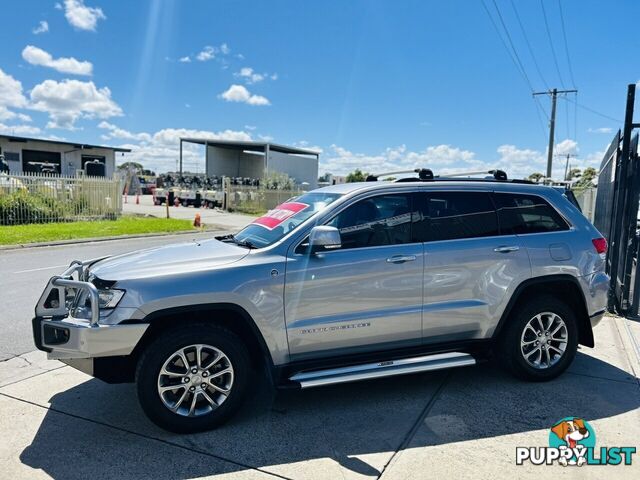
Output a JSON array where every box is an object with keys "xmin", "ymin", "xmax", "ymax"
[
  {"xmin": 365, "ymin": 168, "xmax": 534, "ymax": 184},
  {"xmin": 366, "ymin": 168, "xmax": 434, "ymax": 182},
  {"xmin": 438, "ymin": 169, "xmax": 508, "ymax": 180}
]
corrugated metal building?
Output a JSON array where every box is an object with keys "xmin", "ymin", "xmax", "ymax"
[{"xmin": 179, "ymin": 138, "xmax": 320, "ymax": 188}]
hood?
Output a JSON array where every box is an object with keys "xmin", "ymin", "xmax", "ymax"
[{"xmin": 88, "ymin": 238, "xmax": 250, "ymax": 281}]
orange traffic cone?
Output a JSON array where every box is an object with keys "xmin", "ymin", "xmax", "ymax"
[{"xmin": 194, "ymin": 213, "xmax": 201, "ymax": 228}]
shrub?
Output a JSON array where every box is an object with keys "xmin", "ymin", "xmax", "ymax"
[{"xmin": 0, "ymin": 190, "xmax": 65, "ymax": 225}]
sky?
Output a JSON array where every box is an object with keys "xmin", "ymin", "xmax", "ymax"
[{"xmin": 1, "ymin": 0, "xmax": 639, "ymax": 180}]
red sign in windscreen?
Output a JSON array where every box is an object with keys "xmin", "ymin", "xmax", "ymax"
[{"xmin": 252, "ymin": 202, "xmax": 309, "ymax": 230}]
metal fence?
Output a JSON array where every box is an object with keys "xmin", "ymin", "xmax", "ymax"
[
  {"xmin": 573, "ymin": 187, "xmax": 597, "ymax": 222},
  {"xmin": 225, "ymin": 182, "xmax": 303, "ymax": 214},
  {"xmin": 0, "ymin": 172, "xmax": 123, "ymax": 225}
]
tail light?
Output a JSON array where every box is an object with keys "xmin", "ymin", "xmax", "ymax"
[{"xmin": 592, "ymin": 237, "xmax": 607, "ymax": 255}]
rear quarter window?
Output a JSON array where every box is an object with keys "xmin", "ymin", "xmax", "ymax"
[{"xmin": 494, "ymin": 193, "xmax": 569, "ymax": 235}]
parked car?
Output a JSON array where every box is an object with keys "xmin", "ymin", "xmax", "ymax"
[{"xmin": 33, "ymin": 175, "xmax": 609, "ymax": 432}]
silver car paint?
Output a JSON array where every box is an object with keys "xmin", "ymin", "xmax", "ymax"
[
  {"xmin": 35, "ymin": 181, "xmax": 609, "ymax": 367},
  {"xmin": 422, "ymin": 233, "xmax": 531, "ymax": 342},
  {"xmin": 284, "ymin": 242, "xmax": 424, "ymax": 360}
]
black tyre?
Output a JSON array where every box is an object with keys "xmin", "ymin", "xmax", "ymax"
[
  {"xmin": 499, "ymin": 295, "xmax": 578, "ymax": 381},
  {"xmin": 136, "ymin": 324, "xmax": 250, "ymax": 433}
]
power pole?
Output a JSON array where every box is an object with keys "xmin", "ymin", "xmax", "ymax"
[
  {"xmin": 556, "ymin": 153, "xmax": 578, "ymax": 181},
  {"xmin": 533, "ymin": 88, "xmax": 577, "ymax": 181}
]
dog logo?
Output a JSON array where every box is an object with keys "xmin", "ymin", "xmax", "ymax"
[{"xmin": 549, "ymin": 417, "xmax": 595, "ymax": 466}]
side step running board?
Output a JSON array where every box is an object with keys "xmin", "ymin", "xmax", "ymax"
[{"xmin": 289, "ymin": 352, "xmax": 476, "ymax": 389}]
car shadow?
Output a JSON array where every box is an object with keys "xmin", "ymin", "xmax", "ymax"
[{"xmin": 19, "ymin": 350, "xmax": 640, "ymax": 479}]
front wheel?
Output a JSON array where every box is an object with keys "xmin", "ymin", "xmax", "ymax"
[
  {"xmin": 499, "ymin": 295, "xmax": 578, "ymax": 381},
  {"xmin": 136, "ymin": 325, "xmax": 250, "ymax": 433}
]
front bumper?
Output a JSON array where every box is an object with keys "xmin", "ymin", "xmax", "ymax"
[
  {"xmin": 33, "ymin": 316, "xmax": 148, "ymax": 360},
  {"xmin": 33, "ymin": 259, "xmax": 148, "ymax": 361}
]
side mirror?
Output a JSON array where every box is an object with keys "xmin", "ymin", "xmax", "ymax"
[{"xmin": 309, "ymin": 226, "xmax": 341, "ymax": 253}]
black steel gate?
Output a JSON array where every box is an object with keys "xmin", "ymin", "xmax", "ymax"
[{"xmin": 593, "ymin": 84, "xmax": 640, "ymax": 316}]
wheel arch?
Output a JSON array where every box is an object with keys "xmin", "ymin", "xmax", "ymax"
[
  {"xmin": 113, "ymin": 303, "xmax": 276, "ymax": 384},
  {"xmin": 493, "ymin": 274, "xmax": 594, "ymax": 348}
]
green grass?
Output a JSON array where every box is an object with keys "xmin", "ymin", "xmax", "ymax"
[{"xmin": 0, "ymin": 216, "xmax": 195, "ymax": 245}]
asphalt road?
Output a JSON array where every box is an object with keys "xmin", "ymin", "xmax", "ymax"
[{"xmin": 0, "ymin": 232, "xmax": 217, "ymax": 361}]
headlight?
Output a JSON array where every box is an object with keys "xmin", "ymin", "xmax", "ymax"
[{"xmin": 97, "ymin": 289, "xmax": 125, "ymax": 309}]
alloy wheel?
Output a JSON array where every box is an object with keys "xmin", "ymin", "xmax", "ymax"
[
  {"xmin": 157, "ymin": 344, "xmax": 234, "ymax": 417},
  {"xmin": 520, "ymin": 312, "xmax": 568, "ymax": 369}
]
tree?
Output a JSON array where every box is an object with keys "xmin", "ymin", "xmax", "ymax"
[
  {"xmin": 318, "ymin": 172, "xmax": 332, "ymax": 183},
  {"xmin": 117, "ymin": 161, "xmax": 155, "ymax": 176},
  {"xmin": 346, "ymin": 169, "xmax": 368, "ymax": 183},
  {"xmin": 527, "ymin": 172, "xmax": 544, "ymax": 183},
  {"xmin": 567, "ymin": 168, "xmax": 582, "ymax": 181},
  {"xmin": 574, "ymin": 167, "xmax": 597, "ymax": 190},
  {"xmin": 118, "ymin": 161, "xmax": 144, "ymax": 172}
]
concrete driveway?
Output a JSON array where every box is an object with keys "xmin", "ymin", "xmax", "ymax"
[{"xmin": 1, "ymin": 316, "xmax": 639, "ymax": 479}]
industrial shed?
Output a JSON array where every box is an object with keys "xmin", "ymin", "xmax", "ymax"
[
  {"xmin": 0, "ymin": 134, "xmax": 130, "ymax": 177},
  {"xmin": 179, "ymin": 138, "xmax": 320, "ymax": 188}
]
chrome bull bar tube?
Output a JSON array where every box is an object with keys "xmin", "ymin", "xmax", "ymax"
[
  {"xmin": 60, "ymin": 260, "xmax": 84, "ymax": 278},
  {"xmin": 51, "ymin": 276, "xmax": 100, "ymax": 327}
]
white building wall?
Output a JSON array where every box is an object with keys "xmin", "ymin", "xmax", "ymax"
[
  {"xmin": 267, "ymin": 150, "xmax": 318, "ymax": 188},
  {"xmin": 0, "ymin": 138, "xmax": 117, "ymax": 176}
]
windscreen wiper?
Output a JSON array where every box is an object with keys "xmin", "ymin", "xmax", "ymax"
[{"xmin": 217, "ymin": 234, "xmax": 257, "ymax": 249}]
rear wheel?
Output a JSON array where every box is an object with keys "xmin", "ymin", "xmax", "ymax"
[
  {"xmin": 136, "ymin": 324, "xmax": 250, "ymax": 433},
  {"xmin": 499, "ymin": 295, "xmax": 578, "ymax": 381}
]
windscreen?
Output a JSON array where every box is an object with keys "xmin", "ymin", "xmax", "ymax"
[{"xmin": 233, "ymin": 191, "xmax": 343, "ymax": 248}]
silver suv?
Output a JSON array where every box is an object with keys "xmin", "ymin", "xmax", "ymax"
[{"xmin": 33, "ymin": 178, "xmax": 609, "ymax": 432}]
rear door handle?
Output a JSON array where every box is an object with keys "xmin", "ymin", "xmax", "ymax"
[
  {"xmin": 494, "ymin": 245, "xmax": 520, "ymax": 253},
  {"xmin": 386, "ymin": 255, "xmax": 417, "ymax": 263}
]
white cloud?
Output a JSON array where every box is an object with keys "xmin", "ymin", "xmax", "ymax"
[
  {"xmin": 244, "ymin": 124, "xmax": 256, "ymax": 130},
  {"xmin": 0, "ymin": 68, "xmax": 29, "ymax": 122},
  {"xmin": 0, "ymin": 123, "xmax": 41, "ymax": 136},
  {"xmin": 320, "ymin": 141, "xmax": 591, "ymax": 180},
  {"xmin": 321, "ymin": 144, "xmax": 480, "ymax": 177},
  {"xmin": 234, "ymin": 67, "xmax": 278, "ymax": 84},
  {"xmin": 98, "ymin": 121, "xmax": 151, "ymax": 142},
  {"xmin": 220, "ymin": 43, "xmax": 230, "ymax": 55},
  {"xmin": 235, "ymin": 67, "xmax": 264, "ymax": 84},
  {"xmin": 555, "ymin": 138, "xmax": 579, "ymax": 156},
  {"xmin": 588, "ymin": 127, "xmax": 613, "ymax": 134},
  {"xmin": 196, "ymin": 46, "xmax": 215, "ymax": 61},
  {"xmin": 32, "ymin": 21, "xmax": 49, "ymax": 34},
  {"xmin": 178, "ymin": 56, "xmax": 191, "ymax": 63},
  {"xmin": 22, "ymin": 45, "xmax": 93, "ymax": 76},
  {"xmin": 30, "ymin": 79, "xmax": 122, "ymax": 129},
  {"xmin": 0, "ymin": 109, "xmax": 31, "ymax": 122},
  {"xmin": 62, "ymin": 0, "xmax": 106, "ymax": 31},
  {"xmin": 219, "ymin": 84, "xmax": 270, "ymax": 106}
]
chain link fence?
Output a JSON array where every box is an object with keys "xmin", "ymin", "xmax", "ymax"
[{"xmin": 0, "ymin": 172, "xmax": 122, "ymax": 225}]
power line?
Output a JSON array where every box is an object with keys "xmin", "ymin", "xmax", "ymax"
[
  {"xmin": 509, "ymin": 0, "xmax": 550, "ymax": 91},
  {"xmin": 557, "ymin": 0, "xmax": 577, "ymax": 88},
  {"xmin": 560, "ymin": 95, "xmax": 623, "ymax": 124},
  {"xmin": 480, "ymin": 0, "xmax": 549, "ymax": 143},
  {"xmin": 488, "ymin": 0, "xmax": 536, "ymax": 91},
  {"xmin": 540, "ymin": 0, "xmax": 566, "ymax": 88}
]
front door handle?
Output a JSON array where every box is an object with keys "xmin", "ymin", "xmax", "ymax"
[
  {"xmin": 386, "ymin": 255, "xmax": 417, "ymax": 263},
  {"xmin": 494, "ymin": 245, "xmax": 520, "ymax": 253}
]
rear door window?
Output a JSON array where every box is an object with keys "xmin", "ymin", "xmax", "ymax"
[
  {"xmin": 412, "ymin": 191, "xmax": 499, "ymax": 242},
  {"xmin": 493, "ymin": 193, "xmax": 569, "ymax": 235}
]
